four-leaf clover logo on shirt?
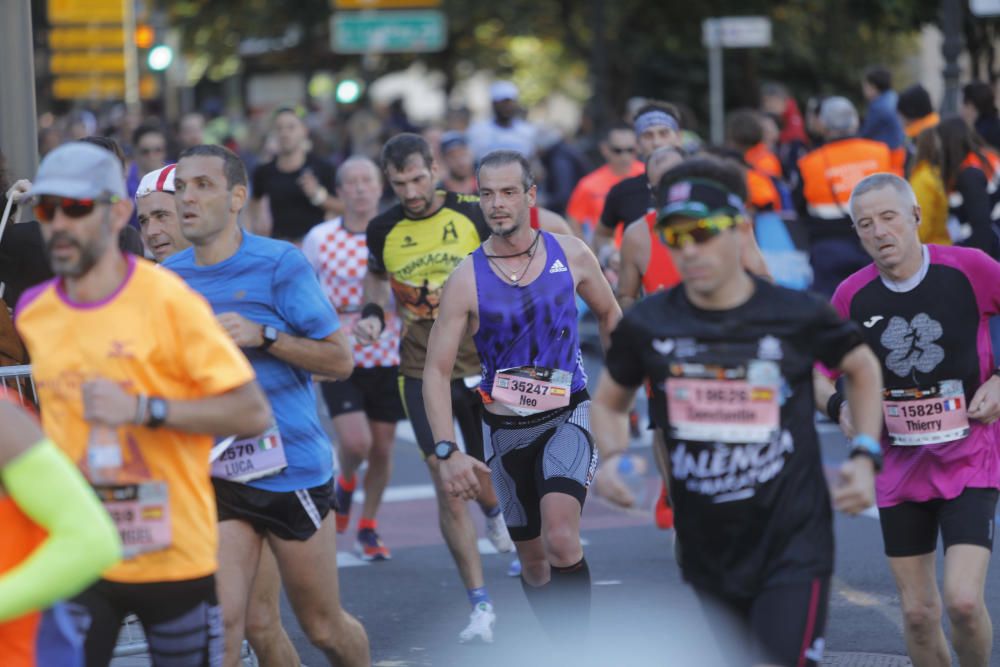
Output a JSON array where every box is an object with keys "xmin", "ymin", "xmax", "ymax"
[{"xmin": 880, "ymin": 313, "xmax": 945, "ymax": 378}]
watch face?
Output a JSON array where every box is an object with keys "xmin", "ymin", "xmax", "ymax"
[
  {"xmin": 435, "ymin": 442, "xmax": 453, "ymax": 459},
  {"xmin": 150, "ymin": 398, "xmax": 167, "ymax": 421},
  {"xmin": 264, "ymin": 326, "xmax": 278, "ymax": 342}
]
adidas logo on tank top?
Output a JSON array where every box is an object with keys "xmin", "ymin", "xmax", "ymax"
[{"xmin": 549, "ymin": 259, "xmax": 568, "ymax": 273}]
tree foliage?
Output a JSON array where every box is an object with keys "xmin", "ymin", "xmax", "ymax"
[{"xmin": 163, "ymin": 0, "xmax": 952, "ymax": 126}]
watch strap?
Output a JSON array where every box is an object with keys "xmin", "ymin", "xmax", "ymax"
[
  {"xmin": 259, "ymin": 325, "xmax": 277, "ymax": 351},
  {"xmin": 434, "ymin": 440, "xmax": 458, "ymax": 460},
  {"xmin": 146, "ymin": 397, "xmax": 168, "ymax": 429}
]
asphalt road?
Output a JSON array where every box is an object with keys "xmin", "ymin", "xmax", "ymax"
[
  {"xmin": 111, "ymin": 335, "xmax": 1000, "ymax": 667},
  {"xmin": 274, "ymin": 415, "xmax": 1000, "ymax": 667}
]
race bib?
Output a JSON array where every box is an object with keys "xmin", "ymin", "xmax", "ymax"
[
  {"xmin": 94, "ymin": 481, "xmax": 171, "ymax": 560},
  {"xmin": 666, "ymin": 360, "xmax": 781, "ymax": 444},
  {"xmin": 492, "ymin": 366, "xmax": 572, "ymax": 416},
  {"xmin": 211, "ymin": 427, "xmax": 287, "ymax": 483},
  {"xmin": 883, "ymin": 379, "xmax": 970, "ymax": 446}
]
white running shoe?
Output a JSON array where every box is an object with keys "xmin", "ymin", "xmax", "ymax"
[
  {"xmin": 485, "ymin": 512, "xmax": 515, "ymax": 553},
  {"xmin": 459, "ymin": 602, "xmax": 496, "ymax": 643}
]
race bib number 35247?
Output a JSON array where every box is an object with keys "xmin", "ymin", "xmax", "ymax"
[
  {"xmin": 666, "ymin": 361, "xmax": 781, "ymax": 444},
  {"xmin": 492, "ymin": 366, "xmax": 572, "ymax": 416}
]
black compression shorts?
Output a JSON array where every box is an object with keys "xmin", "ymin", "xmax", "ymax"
[
  {"xmin": 695, "ymin": 576, "xmax": 830, "ymax": 667},
  {"xmin": 71, "ymin": 575, "xmax": 222, "ymax": 667},
  {"xmin": 483, "ymin": 391, "xmax": 596, "ymax": 542},
  {"xmin": 878, "ymin": 487, "xmax": 998, "ymax": 557}
]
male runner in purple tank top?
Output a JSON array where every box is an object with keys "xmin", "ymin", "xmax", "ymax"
[
  {"xmin": 423, "ymin": 150, "xmax": 620, "ymax": 650},
  {"xmin": 816, "ymin": 173, "xmax": 1000, "ymax": 667}
]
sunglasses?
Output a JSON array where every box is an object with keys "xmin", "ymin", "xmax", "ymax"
[
  {"xmin": 608, "ymin": 146, "xmax": 636, "ymax": 155},
  {"xmin": 657, "ymin": 215, "xmax": 743, "ymax": 249},
  {"xmin": 33, "ymin": 195, "xmax": 117, "ymax": 223}
]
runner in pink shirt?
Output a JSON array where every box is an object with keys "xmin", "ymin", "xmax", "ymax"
[{"xmin": 816, "ymin": 172, "xmax": 1000, "ymax": 667}]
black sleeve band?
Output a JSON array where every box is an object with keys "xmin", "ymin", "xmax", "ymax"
[
  {"xmin": 360, "ymin": 302, "xmax": 385, "ymax": 333},
  {"xmin": 826, "ymin": 391, "xmax": 845, "ymax": 423}
]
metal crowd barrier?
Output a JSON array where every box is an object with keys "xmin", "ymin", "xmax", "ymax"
[
  {"xmin": 1, "ymin": 364, "xmax": 257, "ymax": 665},
  {"xmin": 0, "ymin": 364, "xmax": 37, "ymax": 409}
]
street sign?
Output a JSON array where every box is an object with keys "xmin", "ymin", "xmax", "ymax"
[
  {"xmin": 333, "ymin": 0, "xmax": 441, "ymax": 7},
  {"xmin": 702, "ymin": 16, "xmax": 772, "ymax": 49},
  {"xmin": 48, "ymin": 0, "xmax": 124, "ymax": 24},
  {"xmin": 331, "ymin": 10, "xmax": 447, "ymax": 54},
  {"xmin": 50, "ymin": 52, "xmax": 126, "ymax": 75},
  {"xmin": 971, "ymin": 0, "xmax": 1000, "ymax": 16},
  {"xmin": 53, "ymin": 74, "xmax": 156, "ymax": 100},
  {"xmin": 50, "ymin": 26, "xmax": 125, "ymax": 50}
]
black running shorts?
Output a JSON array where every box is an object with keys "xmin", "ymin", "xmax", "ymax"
[
  {"xmin": 400, "ymin": 375, "xmax": 485, "ymax": 460},
  {"xmin": 321, "ymin": 366, "xmax": 406, "ymax": 423},
  {"xmin": 213, "ymin": 477, "xmax": 333, "ymax": 542}
]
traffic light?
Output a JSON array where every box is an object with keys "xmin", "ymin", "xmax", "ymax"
[
  {"xmin": 135, "ymin": 24, "xmax": 155, "ymax": 49},
  {"xmin": 336, "ymin": 78, "xmax": 362, "ymax": 104},
  {"xmin": 147, "ymin": 44, "xmax": 173, "ymax": 71}
]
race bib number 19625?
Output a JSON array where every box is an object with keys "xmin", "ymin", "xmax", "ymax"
[{"xmin": 666, "ymin": 360, "xmax": 781, "ymax": 444}]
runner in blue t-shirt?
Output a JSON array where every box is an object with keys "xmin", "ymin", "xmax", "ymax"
[{"xmin": 165, "ymin": 145, "xmax": 370, "ymax": 667}]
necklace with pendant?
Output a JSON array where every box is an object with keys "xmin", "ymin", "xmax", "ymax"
[{"xmin": 486, "ymin": 232, "xmax": 541, "ymax": 286}]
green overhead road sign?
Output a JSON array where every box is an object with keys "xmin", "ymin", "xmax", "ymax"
[{"xmin": 331, "ymin": 10, "xmax": 447, "ymax": 54}]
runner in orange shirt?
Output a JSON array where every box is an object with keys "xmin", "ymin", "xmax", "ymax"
[
  {"xmin": 14, "ymin": 142, "xmax": 272, "ymax": 667},
  {"xmin": 566, "ymin": 123, "xmax": 645, "ymax": 240}
]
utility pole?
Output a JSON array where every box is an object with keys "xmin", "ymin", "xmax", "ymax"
[
  {"xmin": 589, "ymin": 0, "xmax": 609, "ymax": 133},
  {"xmin": 940, "ymin": 0, "xmax": 964, "ymax": 115},
  {"xmin": 0, "ymin": 0, "xmax": 39, "ymax": 181}
]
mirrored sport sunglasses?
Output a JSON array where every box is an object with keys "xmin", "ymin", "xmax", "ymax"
[
  {"xmin": 657, "ymin": 214, "xmax": 743, "ymax": 249},
  {"xmin": 33, "ymin": 195, "xmax": 118, "ymax": 222}
]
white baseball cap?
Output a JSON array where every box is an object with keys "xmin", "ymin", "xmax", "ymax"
[{"xmin": 135, "ymin": 164, "xmax": 177, "ymax": 199}]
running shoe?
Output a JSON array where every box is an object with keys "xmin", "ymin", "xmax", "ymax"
[
  {"xmin": 485, "ymin": 511, "xmax": 515, "ymax": 553},
  {"xmin": 655, "ymin": 482, "xmax": 674, "ymax": 530},
  {"xmin": 506, "ymin": 558, "xmax": 522, "ymax": 577},
  {"xmin": 459, "ymin": 602, "xmax": 495, "ymax": 643},
  {"xmin": 356, "ymin": 528, "xmax": 391, "ymax": 561},
  {"xmin": 334, "ymin": 479, "xmax": 354, "ymax": 534}
]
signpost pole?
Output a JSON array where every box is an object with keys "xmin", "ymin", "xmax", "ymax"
[
  {"xmin": 703, "ymin": 16, "xmax": 771, "ymax": 146},
  {"xmin": 0, "ymin": 0, "xmax": 39, "ymax": 181},
  {"xmin": 708, "ymin": 24, "xmax": 724, "ymax": 145},
  {"xmin": 123, "ymin": 0, "xmax": 141, "ymax": 115}
]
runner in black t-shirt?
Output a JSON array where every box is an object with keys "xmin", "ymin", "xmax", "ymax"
[
  {"xmin": 590, "ymin": 157, "xmax": 885, "ymax": 667},
  {"xmin": 248, "ymin": 108, "xmax": 341, "ymax": 243},
  {"xmin": 591, "ymin": 102, "xmax": 684, "ymax": 266}
]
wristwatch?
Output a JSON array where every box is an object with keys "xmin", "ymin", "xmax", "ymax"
[
  {"xmin": 259, "ymin": 325, "xmax": 279, "ymax": 351},
  {"xmin": 434, "ymin": 440, "xmax": 459, "ymax": 460},
  {"xmin": 849, "ymin": 434, "xmax": 883, "ymax": 472},
  {"xmin": 147, "ymin": 397, "xmax": 169, "ymax": 429}
]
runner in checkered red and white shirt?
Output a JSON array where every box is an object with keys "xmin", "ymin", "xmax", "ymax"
[{"xmin": 302, "ymin": 156, "xmax": 404, "ymax": 561}]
